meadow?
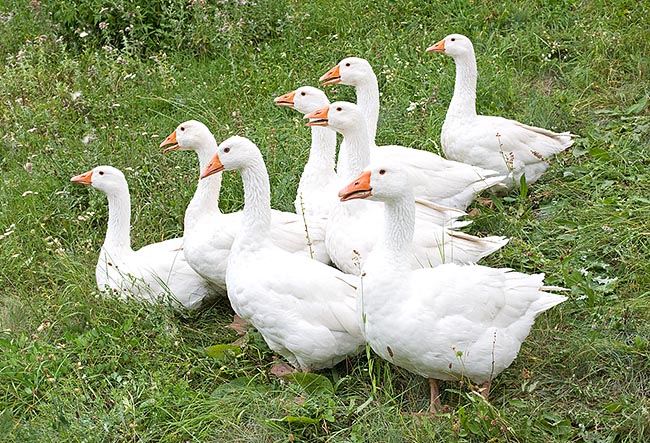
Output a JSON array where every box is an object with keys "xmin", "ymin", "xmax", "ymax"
[{"xmin": 1, "ymin": 0, "xmax": 649, "ymax": 441}]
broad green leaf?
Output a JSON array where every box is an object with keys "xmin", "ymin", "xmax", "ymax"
[
  {"xmin": 205, "ymin": 344, "xmax": 241, "ymax": 360},
  {"xmin": 279, "ymin": 415, "xmax": 320, "ymax": 425},
  {"xmin": 624, "ymin": 96, "xmax": 647, "ymax": 115},
  {"xmin": 282, "ymin": 372, "xmax": 334, "ymax": 395}
]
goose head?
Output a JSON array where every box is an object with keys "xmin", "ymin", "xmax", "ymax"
[
  {"xmin": 304, "ymin": 101, "xmax": 364, "ymax": 134},
  {"xmin": 71, "ymin": 165, "xmax": 128, "ymax": 195},
  {"xmin": 319, "ymin": 57, "xmax": 374, "ymax": 87},
  {"xmin": 338, "ymin": 163, "xmax": 411, "ymax": 204},
  {"xmin": 201, "ymin": 135, "xmax": 259, "ymax": 179},
  {"xmin": 274, "ymin": 86, "xmax": 330, "ymax": 115},
  {"xmin": 427, "ymin": 34, "xmax": 474, "ymax": 59},
  {"xmin": 159, "ymin": 120, "xmax": 214, "ymax": 154}
]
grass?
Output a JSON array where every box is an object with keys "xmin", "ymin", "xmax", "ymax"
[{"xmin": 1, "ymin": 0, "xmax": 649, "ymax": 441}]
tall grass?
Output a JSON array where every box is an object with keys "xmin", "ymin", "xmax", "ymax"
[{"xmin": 1, "ymin": 0, "xmax": 649, "ymax": 441}]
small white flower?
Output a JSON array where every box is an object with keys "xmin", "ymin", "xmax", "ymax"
[
  {"xmin": 406, "ymin": 102, "xmax": 418, "ymax": 112},
  {"xmin": 79, "ymin": 31, "xmax": 88, "ymax": 38},
  {"xmin": 71, "ymin": 91, "xmax": 82, "ymax": 101}
]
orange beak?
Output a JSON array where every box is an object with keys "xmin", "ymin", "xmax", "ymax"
[
  {"xmin": 426, "ymin": 39, "xmax": 445, "ymax": 53},
  {"xmin": 200, "ymin": 152, "xmax": 224, "ymax": 179},
  {"xmin": 160, "ymin": 130, "xmax": 179, "ymax": 153},
  {"xmin": 304, "ymin": 106, "xmax": 329, "ymax": 127},
  {"xmin": 338, "ymin": 171, "xmax": 372, "ymax": 202},
  {"xmin": 71, "ymin": 170, "xmax": 93, "ymax": 185},
  {"xmin": 319, "ymin": 64, "xmax": 341, "ymax": 86},
  {"xmin": 274, "ymin": 90, "xmax": 296, "ymax": 108}
]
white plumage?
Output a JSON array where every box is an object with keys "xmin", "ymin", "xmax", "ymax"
[
  {"xmin": 319, "ymin": 56, "xmax": 505, "ymax": 209},
  {"xmin": 200, "ymin": 135, "xmax": 364, "ymax": 370},
  {"xmin": 274, "ymin": 86, "xmax": 340, "ymax": 223},
  {"xmin": 305, "ymin": 101, "xmax": 509, "ymax": 275},
  {"xmin": 71, "ymin": 165, "xmax": 217, "ymax": 309},
  {"xmin": 428, "ymin": 34, "xmax": 574, "ymax": 189},
  {"xmin": 158, "ymin": 120, "xmax": 330, "ymax": 295},
  {"xmin": 338, "ymin": 162, "xmax": 567, "ymax": 413}
]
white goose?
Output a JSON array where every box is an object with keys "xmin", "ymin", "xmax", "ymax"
[
  {"xmin": 319, "ymin": 56, "xmax": 504, "ymax": 209},
  {"xmin": 338, "ymin": 162, "xmax": 567, "ymax": 414},
  {"xmin": 159, "ymin": 120, "xmax": 330, "ymax": 293},
  {"xmin": 273, "ymin": 86, "xmax": 339, "ymax": 222},
  {"xmin": 71, "ymin": 166, "xmax": 216, "ymax": 310},
  {"xmin": 200, "ymin": 136, "xmax": 364, "ymax": 370},
  {"xmin": 428, "ymin": 34, "xmax": 574, "ymax": 189},
  {"xmin": 305, "ymin": 102, "xmax": 508, "ymax": 275}
]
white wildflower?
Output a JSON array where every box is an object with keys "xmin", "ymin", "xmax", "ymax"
[
  {"xmin": 71, "ymin": 91, "xmax": 82, "ymax": 101},
  {"xmin": 79, "ymin": 31, "xmax": 89, "ymax": 38},
  {"xmin": 406, "ymin": 102, "xmax": 418, "ymax": 112}
]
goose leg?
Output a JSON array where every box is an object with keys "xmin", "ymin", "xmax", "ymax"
[
  {"xmin": 428, "ymin": 378, "xmax": 443, "ymax": 414},
  {"xmin": 479, "ymin": 380, "xmax": 491, "ymax": 399}
]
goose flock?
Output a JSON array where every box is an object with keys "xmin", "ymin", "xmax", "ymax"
[{"xmin": 71, "ymin": 34, "xmax": 572, "ymax": 414}]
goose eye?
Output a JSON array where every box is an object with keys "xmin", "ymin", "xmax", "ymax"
[
  {"xmin": 379, "ymin": 169, "xmax": 386, "ymax": 175},
  {"xmin": 336, "ymin": 107, "xmax": 342, "ymax": 111},
  {"xmin": 345, "ymin": 62, "xmax": 350, "ymax": 67},
  {"xmin": 223, "ymin": 147, "xmax": 230, "ymax": 153},
  {"xmin": 300, "ymin": 92, "xmax": 306, "ymax": 96},
  {"xmin": 451, "ymin": 38, "xmax": 456, "ymax": 42},
  {"xmin": 180, "ymin": 126, "xmax": 185, "ymax": 131},
  {"xmin": 98, "ymin": 171, "xmax": 104, "ymax": 176}
]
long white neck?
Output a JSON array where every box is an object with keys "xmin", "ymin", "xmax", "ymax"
[
  {"xmin": 237, "ymin": 156, "xmax": 272, "ymax": 246},
  {"xmin": 448, "ymin": 52, "xmax": 478, "ymax": 120},
  {"xmin": 303, "ymin": 125, "xmax": 337, "ymax": 182},
  {"xmin": 378, "ymin": 193, "xmax": 415, "ymax": 263},
  {"xmin": 185, "ymin": 144, "xmax": 223, "ymax": 227},
  {"xmin": 103, "ymin": 187, "xmax": 132, "ymax": 251},
  {"xmin": 337, "ymin": 121, "xmax": 371, "ymax": 183},
  {"xmin": 354, "ymin": 77, "xmax": 379, "ymax": 144}
]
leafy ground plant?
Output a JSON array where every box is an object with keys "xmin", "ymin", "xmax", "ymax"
[{"xmin": 1, "ymin": 0, "xmax": 649, "ymax": 442}]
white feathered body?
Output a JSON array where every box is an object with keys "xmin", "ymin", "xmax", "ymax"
[
  {"xmin": 361, "ymin": 260, "xmax": 565, "ymax": 383},
  {"xmin": 96, "ymin": 237, "xmax": 214, "ymax": 310},
  {"xmin": 227, "ymin": 238, "xmax": 362, "ymax": 370},
  {"xmin": 442, "ymin": 115, "xmax": 574, "ymax": 188}
]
